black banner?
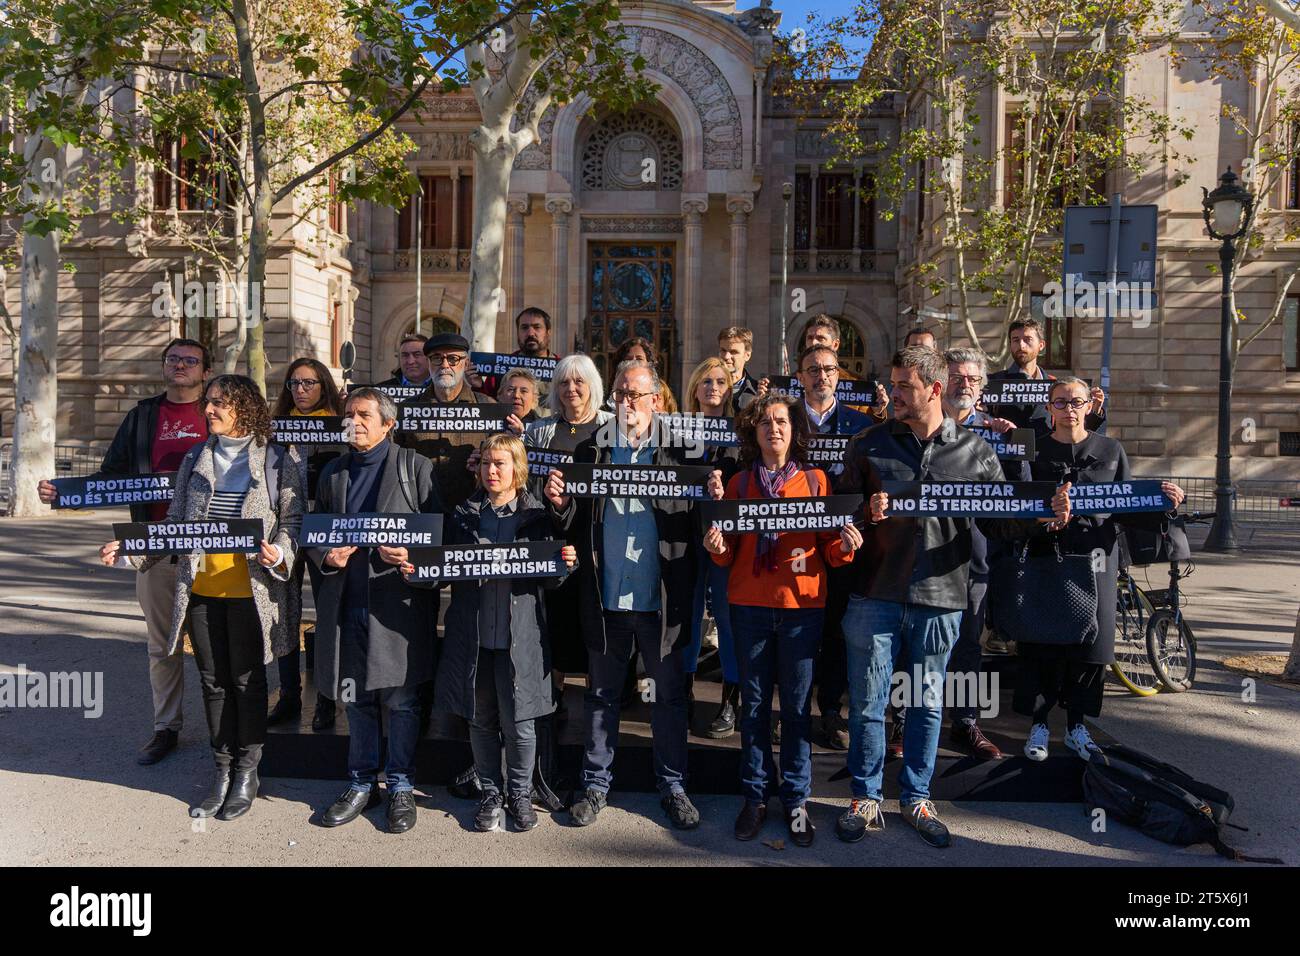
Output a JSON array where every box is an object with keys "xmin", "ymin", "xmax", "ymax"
[
  {"xmin": 656, "ymin": 413, "xmax": 738, "ymax": 447},
  {"xmin": 526, "ymin": 448, "xmax": 574, "ymax": 470},
  {"xmin": 112, "ymin": 519, "xmax": 264, "ymax": 555},
  {"xmin": 967, "ymin": 426, "xmax": 1037, "ymax": 462},
  {"xmin": 561, "ymin": 463, "xmax": 714, "ymax": 500},
  {"xmin": 766, "ymin": 376, "xmax": 880, "ymax": 406},
  {"xmin": 807, "ymin": 435, "xmax": 852, "ymax": 469},
  {"xmin": 300, "ymin": 513, "xmax": 444, "ymax": 547},
  {"xmin": 271, "ymin": 416, "xmax": 350, "ymax": 445},
  {"xmin": 406, "ymin": 540, "xmax": 565, "ymax": 581},
  {"xmin": 980, "ymin": 379, "xmax": 1055, "ymax": 406},
  {"xmin": 470, "ymin": 352, "xmax": 558, "ymax": 383},
  {"xmin": 350, "ymin": 383, "xmax": 426, "ymax": 401},
  {"xmin": 700, "ymin": 494, "xmax": 864, "ymax": 534},
  {"xmin": 396, "ymin": 402, "xmax": 513, "ymax": 432},
  {"xmin": 52, "ymin": 473, "xmax": 176, "ymax": 510},
  {"xmin": 882, "ymin": 481, "xmax": 1056, "ymax": 517},
  {"xmin": 1068, "ymin": 481, "xmax": 1174, "ymax": 514}
]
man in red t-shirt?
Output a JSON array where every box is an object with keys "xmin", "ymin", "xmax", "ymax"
[{"xmin": 38, "ymin": 338, "xmax": 210, "ymax": 765}]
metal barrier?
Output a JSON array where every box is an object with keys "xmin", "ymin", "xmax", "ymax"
[
  {"xmin": 1150, "ymin": 476, "xmax": 1300, "ymax": 525},
  {"xmin": 0, "ymin": 442, "xmax": 108, "ymax": 502}
]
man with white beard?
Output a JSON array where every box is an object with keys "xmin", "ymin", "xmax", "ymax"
[{"xmin": 399, "ymin": 333, "xmax": 486, "ymax": 512}]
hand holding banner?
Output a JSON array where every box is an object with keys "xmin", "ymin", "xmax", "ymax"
[
  {"xmin": 53, "ymin": 473, "xmax": 176, "ymax": 510},
  {"xmin": 881, "ymin": 481, "xmax": 1057, "ymax": 517},
  {"xmin": 470, "ymin": 352, "xmax": 558, "ymax": 383},
  {"xmin": 300, "ymin": 513, "xmax": 444, "ymax": 547},
  {"xmin": 560, "ymin": 463, "xmax": 715, "ymax": 500},
  {"xmin": 405, "ymin": 540, "xmax": 565, "ymax": 581},
  {"xmin": 112, "ymin": 519, "xmax": 264, "ymax": 555},
  {"xmin": 396, "ymin": 402, "xmax": 513, "ymax": 433},
  {"xmin": 700, "ymin": 495, "xmax": 864, "ymax": 534}
]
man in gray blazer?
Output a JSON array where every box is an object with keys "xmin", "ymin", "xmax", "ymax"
[{"xmin": 310, "ymin": 387, "xmax": 442, "ymax": 834}]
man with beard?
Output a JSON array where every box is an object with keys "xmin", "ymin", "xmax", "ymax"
[
  {"xmin": 985, "ymin": 318, "xmax": 1105, "ymax": 433},
  {"xmin": 834, "ymin": 346, "xmax": 1005, "ymax": 849},
  {"xmin": 473, "ymin": 307, "xmax": 560, "ymax": 401}
]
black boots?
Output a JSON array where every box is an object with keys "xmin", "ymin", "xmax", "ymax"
[
  {"xmin": 191, "ymin": 766, "xmax": 233, "ymax": 818},
  {"xmin": 267, "ymin": 694, "xmax": 302, "ymax": 726},
  {"xmin": 137, "ymin": 729, "xmax": 178, "ymax": 765},
  {"xmin": 215, "ymin": 746, "xmax": 262, "ymax": 821},
  {"xmin": 311, "ymin": 694, "xmax": 336, "ymax": 732},
  {"xmin": 707, "ymin": 683, "xmax": 740, "ymax": 739}
]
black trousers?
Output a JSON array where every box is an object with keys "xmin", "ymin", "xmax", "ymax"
[
  {"xmin": 189, "ymin": 594, "xmax": 268, "ymax": 770},
  {"xmin": 275, "ymin": 555, "xmax": 324, "ymax": 702}
]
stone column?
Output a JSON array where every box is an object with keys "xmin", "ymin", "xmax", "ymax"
[
  {"xmin": 506, "ymin": 195, "xmax": 530, "ymax": 321},
  {"xmin": 727, "ymin": 193, "xmax": 754, "ymax": 330},
  {"xmin": 808, "ymin": 164, "xmax": 819, "ymax": 273},
  {"xmin": 545, "ymin": 194, "xmax": 574, "ymax": 349},
  {"xmin": 681, "ymin": 196, "xmax": 709, "ymax": 371}
]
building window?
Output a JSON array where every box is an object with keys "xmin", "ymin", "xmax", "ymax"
[
  {"xmin": 154, "ymin": 134, "xmax": 235, "ymax": 211},
  {"xmin": 396, "ymin": 174, "xmax": 473, "ymax": 249},
  {"xmin": 792, "ymin": 171, "xmax": 876, "ymax": 250},
  {"xmin": 1288, "ymin": 124, "xmax": 1300, "ymax": 211},
  {"xmin": 1284, "ymin": 294, "xmax": 1299, "ymax": 371},
  {"xmin": 1004, "ymin": 110, "xmax": 1109, "ymax": 209},
  {"xmin": 330, "ymin": 299, "xmax": 345, "ymax": 368},
  {"xmin": 581, "ymin": 111, "xmax": 683, "ymax": 191},
  {"xmin": 1029, "ymin": 292, "xmax": 1072, "ymax": 369},
  {"xmin": 327, "ymin": 168, "xmax": 345, "ymax": 235}
]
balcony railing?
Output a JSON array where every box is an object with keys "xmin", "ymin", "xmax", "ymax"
[
  {"xmin": 393, "ymin": 249, "xmax": 471, "ymax": 272},
  {"xmin": 791, "ymin": 249, "xmax": 876, "ymax": 273}
]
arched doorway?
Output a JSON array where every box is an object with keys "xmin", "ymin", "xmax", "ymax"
[
  {"xmin": 375, "ymin": 314, "xmax": 458, "ymax": 381},
  {"xmin": 787, "ymin": 315, "xmax": 875, "ymax": 379}
]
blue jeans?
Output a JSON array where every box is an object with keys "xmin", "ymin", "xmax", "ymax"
[
  {"xmin": 687, "ymin": 556, "xmax": 738, "ymax": 682},
  {"xmin": 730, "ymin": 604, "xmax": 823, "ymax": 810},
  {"xmin": 843, "ymin": 597, "xmax": 961, "ymax": 804},
  {"xmin": 583, "ymin": 610, "xmax": 689, "ymax": 796},
  {"xmin": 340, "ymin": 606, "xmax": 420, "ymax": 793}
]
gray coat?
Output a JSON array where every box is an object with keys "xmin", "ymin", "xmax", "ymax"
[
  {"xmin": 139, "ymin": 437, "xmax": 306, "ymax": 665},
  {"xmin": 431, "ymin": 490, "xmax": 568, "ymax": 723},
  {"xmin": 309, "ymin": 442, "xmax": 442, "ymax": 697}
]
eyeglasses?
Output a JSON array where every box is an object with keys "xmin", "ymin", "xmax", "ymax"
[
  {"xmin": 611, "ymin": 388, "xmax": 655, "ymax": 405},
  {"xmin": 800, "ymin": 364, "xmax": 839, "ymax": 378},
  {"xmin": 950, "ymin": 374, "xmax": 983, "ymax": 384},
  {"xmin": 164, "ymin": 355, "xmax": 202, "ymax": 369},
  {"xmin": 430, "ymin": 354, "xmax": 466, "ymax": 367},
  {"xmin": 1049, "ymin": 398, "xmax": 1090, "ymax": 410},
  {"xmin": 204, "ymin": 397, "xmax": 231, "ymax": 410},
  {"xmin": 287, "ymin": 379, "xmax": 321, "ymax": 390}
]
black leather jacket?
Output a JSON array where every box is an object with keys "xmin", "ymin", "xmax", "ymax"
[
  {"xmin": 835, "ymin": 419, "xmax": 1005, "ymax": 611},
  {"xmin": 97, "ymin": 394, "xmax": 168, "ymax": 522}
]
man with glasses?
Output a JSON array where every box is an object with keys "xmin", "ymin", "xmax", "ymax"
[
  {"xmin": 794, "ymin": 345, "xmax": 873, "ymax": 752},
  {"xmin": 799, "ymin": 314, "xmax": 890, "ymax": 421},
  {"xmin": 985, "ymin": 317, "xmax": 1105, "ymax": 432},
  {"xmin": 397, "ymin": 332, "xmax": 485, "ymax": 512},
  {"xmin": 37, "ymin": 338, "xmax": 211, "ymax": 766},
  {"xmin": 544, "ymin": 360, "xmax": 723, "ymax": 830},
  {"xmin": 379, "ymin": 333, "xmax": 433, "ymax": 389}
]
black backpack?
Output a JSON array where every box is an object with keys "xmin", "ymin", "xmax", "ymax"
[{"xmin": 1082, "ymin": 743, "xmax": 1282, "ymax": 863}]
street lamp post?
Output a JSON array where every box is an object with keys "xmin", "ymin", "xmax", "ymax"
[
  {"xmin": 779, "ymin": 182, "xmax": 793, "ymax": 375},
  {"xmin": 1201, "ymin": 167, "xmax": 1253, "ymax": 553}
]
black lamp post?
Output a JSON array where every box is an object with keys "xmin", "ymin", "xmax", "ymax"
[{"xmin": 1200, "ymin": 167, "xmax": 1253, "ymax": 553}]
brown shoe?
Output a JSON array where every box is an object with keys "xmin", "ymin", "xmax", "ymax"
[
  {"xmin": 734, "ymin": 801, "xmax": 767, "ymax": 841},
  {"xmin": 886, "ymin": 720, "xmax": 905, "ymax": 759},
  {"xmin": 950, "ymin": 721, "xmax": 1003, "ymax": 760}
]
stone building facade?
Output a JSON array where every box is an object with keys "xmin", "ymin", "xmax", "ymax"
[{"xmin": 1, "ymin": 0, "xmax": 1297, "ymax": 478}]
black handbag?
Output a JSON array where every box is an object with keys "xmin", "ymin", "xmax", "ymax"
[{"xmin": 995, "ymin": 539, "xmax": 1100, "ymax": 646}]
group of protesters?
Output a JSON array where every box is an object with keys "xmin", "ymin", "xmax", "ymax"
[{"xmin": 36, "ymin": 303, "xmax": 1186, "ymax": 848}]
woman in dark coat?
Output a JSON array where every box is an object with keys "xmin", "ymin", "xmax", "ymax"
[
  {"xmin": 1005, "ymin": 377, "xmax": 1184, "ymax": 761},
  {"xmin": 407, "ymin": 434, "xmax": 576, "ymax": 833}
]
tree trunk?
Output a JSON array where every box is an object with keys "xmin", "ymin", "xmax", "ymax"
[
  {"xmin": 1284, "ymin": 603, "xmax": 1300, "ymax": 683},
  {"xmin": 462, "ymin": 122, "xmax": 517, "ymax": 351},
  {"xmin": 8, "ymin": 128, "xmax": 64, "ymax": 516},
  {"xmin": 232, "ymin": 0, "xmax": 268, "ymax": 395}
]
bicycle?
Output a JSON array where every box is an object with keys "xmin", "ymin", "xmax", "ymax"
[{"xmin": 1110, "ymin": 511, "xmax": 1209, "ymax": 695}]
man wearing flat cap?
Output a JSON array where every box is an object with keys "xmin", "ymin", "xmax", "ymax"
[{"xmin": 395, "ymin": 332, "xmax": 488, "ymax": 512}]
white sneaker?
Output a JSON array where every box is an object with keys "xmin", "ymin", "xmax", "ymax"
[
  {"xmin": 1064, "ymin": 724, "xmax": 1100, "ymax": 760},
  {"xmin": 1024, "ymin": 723, "xmax": 1050, "ymax": 761}
]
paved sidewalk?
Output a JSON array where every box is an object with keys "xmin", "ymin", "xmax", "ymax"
[{"xmin": 1, "ymin": 511, "xmax": 1296, "ymax": 866}]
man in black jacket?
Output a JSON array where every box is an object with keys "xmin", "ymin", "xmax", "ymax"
[
  {"xmin": 377, "ymin": 333, "xmax": 433, "ymax": 389},
  {"xmin": 37, "ymin": 338, "xmax": 210, "ymax": 765},
  {"xmin": 833, "ymin": 346, "xmax": 1004, "ymax": 849},
  {"xmin": 544, "ymin": 360, "xmax": 722, "ymax": 831}
]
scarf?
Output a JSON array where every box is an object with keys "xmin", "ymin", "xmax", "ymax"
[{"xmin": 752, "ymin": 459, "xmax": 801, "ymax": 576}]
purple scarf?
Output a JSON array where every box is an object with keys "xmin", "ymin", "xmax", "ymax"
[{"xmin": 752, "ymin": 459, "xmax": 801, "ymax": 576}]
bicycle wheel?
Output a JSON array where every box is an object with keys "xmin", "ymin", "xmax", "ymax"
[
  {"xmin": 1146, "ymin": 609, "xmax": 1197, "ymax": 692},
  {"xmin": 1111, "ymin": 575, "xmax": 1161, "ymax": 696}
]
